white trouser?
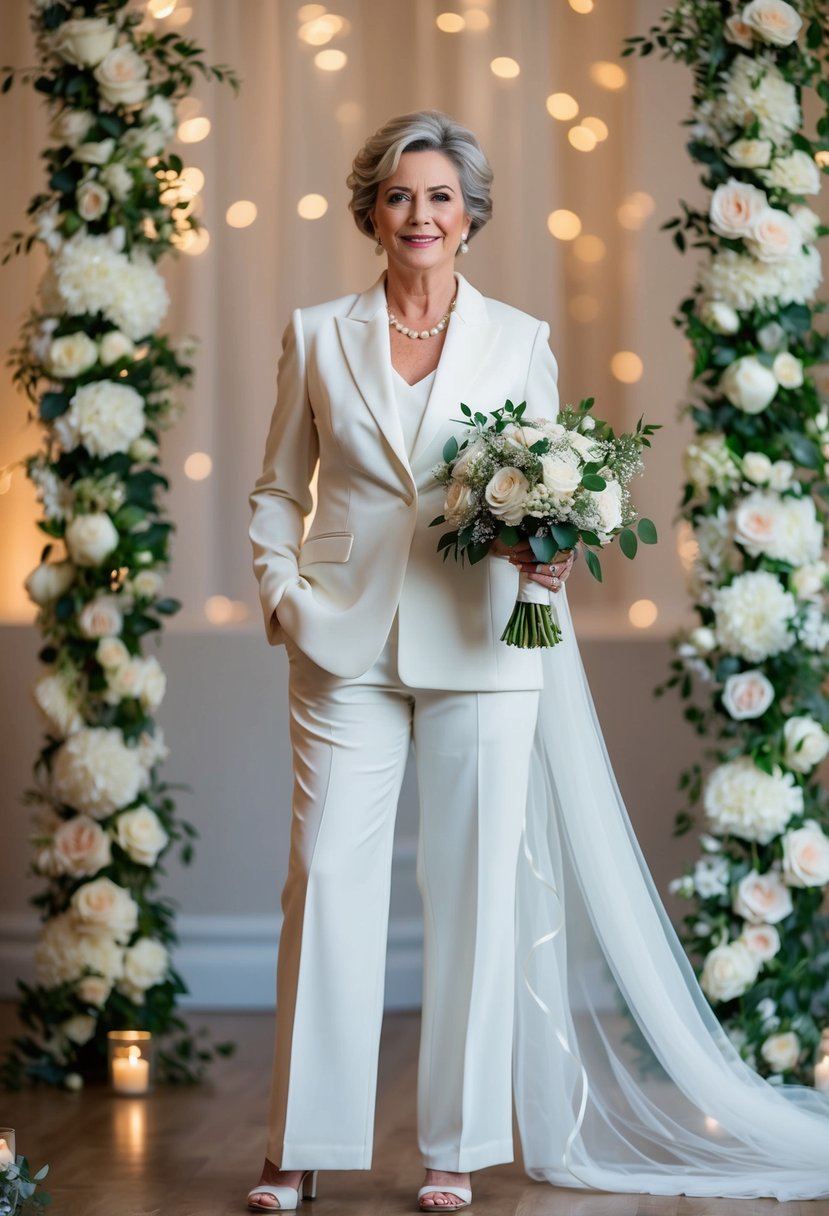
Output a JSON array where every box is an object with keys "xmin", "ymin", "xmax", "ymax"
[{"xmin": 267, "ymin": 617, "xmax": 540, "ymax": 1171}]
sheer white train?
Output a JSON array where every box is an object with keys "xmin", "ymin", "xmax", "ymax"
[{"xmin": 513, "ymin": 590, "xmax": 829, "ymax": 1199}]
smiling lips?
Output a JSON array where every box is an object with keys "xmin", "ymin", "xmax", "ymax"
[{"xmin": 400, "ymin": 235, "xmax": 440, "ymax": 246}]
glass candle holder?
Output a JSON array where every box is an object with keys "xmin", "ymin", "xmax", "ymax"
[
  {"xmin": 108, "ymin": 1031, "xmax": 153, "ymax": 1095},
  {"xmin": 815, "ymin": 1029, "xmax": 829, "ymax": 1094},
  {"xmin": 0, "ymin": 1128, "xmax": 15, "ymax": 1166}
]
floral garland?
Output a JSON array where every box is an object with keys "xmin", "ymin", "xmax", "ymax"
[
  {"xmin": 1, "ymin": 0, "xmax": 238, "ymax": 1088},
  {"xmin": 626, "ymin": 0, "xmax": 829, "ymax": 1087}
]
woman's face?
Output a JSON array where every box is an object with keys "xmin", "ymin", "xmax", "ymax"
[{"xmin": 370, "ymin": 150, "xmax": 472, "ymax": 277}]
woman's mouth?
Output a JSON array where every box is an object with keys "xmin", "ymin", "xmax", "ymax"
[{"xmin": 400, "ymin": 235, "xmax": 440, "ymax": 246}]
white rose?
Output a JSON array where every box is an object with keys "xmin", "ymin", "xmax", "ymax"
[
  {"xmin": 709, "ymin": 179, "xmax": 768, "ymax": 240},
  {"xmin": 782, "ymin": 820, "xmax": 829, "ymax": 887},
  {"xmin": 724, "ymin": 138, "xmax": 772, "ymax": 169},
  {"xmin": 130, "ymin": 436, "xmax": 158, "ymax": 462},
  {"xmin": 51, "ymin": 108, "xmax": 94, "ymax": 148},
  {"xmin": 484, "ymin": 467, "xmax": 530, "ymax": 525},
  {"xmin": 740, "ymin": 923, "xmax": 781, "ymax": 962},
  {"xmin": 772, "ymin": 351, "xmax": 804, "ymax": 388},
  {"xmin": 94, "ymin": 45, "xmax": 150, "ymax": 107},
  {"xmin": 79, "ymin": 595, "xmax": 123, "ymax": 639},
  {"xmin": 76, "ymin": 179, "xmax": 110, "ymax": 223},
  {"xmin": 790, "ymin": 560, "xmax": 828, "ymax": 600},
  {"xmin": 70, "ymin": 876, "xmax": 139, "ymax": 943},
  {"xmin": 444, "ymin": 478, "xmax": 477, "ymax": 527},
  {"xmin": 99, "ymin": 161, "xmax": 133, "ymax": 203},
  {"xmin": 769, "ymin": 460, "xmax": 793, "ymax": 491},
  {"xmin": 46, "ymin": 331, "xmax": 99, "ymax": 378},
  {"xmin": 699, "ymin": 300, "xmax": 740, "ymax": 334},
  {"xmin": 724, "ymin": 15, "xmax": 755, "ymax": 48},
  {"xmin": 700, "ymin": 941, "xmax": 760, "ymax": 1002},
  {"xmin": 721, "ymin": 670, "xmax": 775, "ymax": 720},
  {"xmin": 592, "ymin": 480, "xmax": 623, "ymax": 533},
  {"xmin": 60, "ymin": 1014, "xmax": 97, "ymax": 1045},
  {"xmin": 138, "ymin": 656, "xmax": 166, "ymax": 712},
  {"xmin": 114, "ymin": 806, "xmax": 169, "ymax": 866},
  {"xmin": 33, "ymin": 669, "xmax": 83, "ymax": 737},
  {"xmin": 783, "ymin": 715, "xmax": 829, "ymax": 773},
  {"xmin": 99, "ymin": 330, "xmax": 136, "ymax": 365},
  {"xmin": 567, "ymin": 430, "xmax": 604, "ymax": 461},
  {"xmin": 790, "ymin": 205, "xmax": 821, "ymax": 243},
  {"xmin": 54, "ymin": 381, "xmax": 146, "ymax": 459},
  {"xmin": 135, "ymin": 727, "xmax": 168, "ymax": 771},
  {"xmin": 141, "ymin": 94, "xmax": 177, "ymax": 140},
  {"xmin": 540, "ymin": 456, "xmax": 580, "ymax": 498},
  {"xmin": 53, "ymin": 726, "xmax": 145, "ymax": 819},
  {"xmin": 122, "ymin": 937, "xmax": 169, "ymax": 991},
  {"xmin": 105, "ymin": 658, "xmax": 146, "ymax": 705},
  {"xmin": 746, "ymin": 208, "xmax": 803, "ymax": 263},
  {"xmin": 75, "ymin": 138, "xmax": 116, "ymax": 166},
  {"xmin": 25, "ymin": 559, "xmax": 75, "ymax": 605},
  {"xmin": 77, "ymin": 931, "xmax": 124, "ymax": 981},
  {"xmin": 757, "ymin": 322, "xmax": 786, "ymax": 353},
  {"xmin": 97, "ymin": 636, "xmax": 130, "ymax": 669},
  {"xmin": 65, "ymin": 513, "xmax": 119, "ymax": 567},
  {"xmin": 52, "ymin": 815, "xmax": 112, "ymax": 877},
  {"xmin": 733, "ymin": 491, "xmax": 785, "ymax": 557},
  {"xmin": 690, "ymin": 626, "xmax": 717, "ymax": 653},
  {"xmin": 762, "ymin": 150, "xmax": 822, "ymax": 196},
  {"xmin": 76, "ymin": 974, "xmax": 113, "ymax": 1007},
  {"xmin": 743, "ymin": 0, "xmax": 802, "ymax": 46},
  {"xmin": 720, "ymin": 356, "xmax": 778, "ymax": 414},
  {"xmin": 130, "ymin": 569, "xmax": 164, "ymax": 599},
  {"xmin": 704, "ymin": 755, "xmax": 802, "ymax": 843},
  {"xmin": 53, "ymin": 17, "xmax": 117, "ymax": 66},
  {"xmin": 742, "ymin": 451, "xmax": 772, "ymax": 484},
  {"xmin": 760, "ymin": 1031, "xmax": 801, "ymax": 1074},
  {"xmin": 733, "ymin": 869, "xmax": 793, "ymax": 923}
]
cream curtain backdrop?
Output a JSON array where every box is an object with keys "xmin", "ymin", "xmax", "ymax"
[{"xmin": 0, "ymin": 0, "xmax": 766, "ymax": 1007}]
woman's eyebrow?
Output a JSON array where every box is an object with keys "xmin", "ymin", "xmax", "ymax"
[{"xmin": 383, "ymin": 183, "xmax": 455, "ymax": 194}]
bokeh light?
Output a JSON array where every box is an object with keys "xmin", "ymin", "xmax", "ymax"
[
  {"xmin": 591, "ymin": 61, "xmax": 628, "ymax": 90},
  {"xmin": 618, "ymin": 190, "xmax": 656, "ymax": 230},
  {"xmin": 177, "ymin": 116, "xmax": 211, "ymax": 143},
  {"xmin": 174, "ymin": 226, "xmax": 210, "ymax": 255},
  {"xmin": 299, "ymin": 14, "xmax": 345, "ymax": 45},
  {"xmin": 490, "ymin": 57, "xmax": 520, "ymax": 78},
  {"xmin": 676, "ymin": 522, "xmax": 699, "ymax": 572},
  {"xmin": 568, "ymin": 125, "xmax": 598, "ymax": 152},
  {"xmin": 547, "ymin": 209, "xmax": 582, "ymax": 240},
  {"xmin": 611, "ymin": 351, "xmax": 644, "ymax": 383},
  {"xmin": 205, "ymin": 596, "xmax": 250, "ymax": 625},
  {"xmin": 184, "ymin": 452, "xmax": 213, "ymax": 480},
  {"xmin": 297, "ymin": 193, "xmax": 329, "ymax": 219},
  {"xmin": 297, "ymin": 3, "xmax": 326, "ymax": 19},
  {"xmin": 582, "ymin": 115, "xmax": 608, "ymax": 141},
  {"xmin": 147, "ymin": 0, "xmax": 176, "ymax": 17},
  {"xmin": 464, "ymin": 9, "xmax": 490, "ymax": 29},
  {"xmin": 315, "ymin": 49, "xmax": 347, "ymax": 70},
  {"xmin": 569, "ymin": 0, "xmax": 594, "ymax": 10},
  {"xmin": 546, "ymin": 92, "xmax": 579, "ymax": 121},
  {"xmin": 226, "ymin": 200, "xmax": 258, "ymax": 228},
  {"xmin": 629, "ymin": 599, "xmax": 658, "ymax": 629},
  {"xmin": 436, "ymin": 12, "xmax": 465, "ymax": 32},
  {"xmin": 573, "ymin": 234, "xmax": 606, "ymax": 263}
]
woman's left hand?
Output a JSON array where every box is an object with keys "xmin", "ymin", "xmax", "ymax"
[{"xmin": 491, "ymin": 540, "xmax": 577, "ymax": 593}]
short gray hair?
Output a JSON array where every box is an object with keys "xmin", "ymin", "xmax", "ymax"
[{"xmin": 347, "ymin": 110, "xmax": 493, "ymax": 242}]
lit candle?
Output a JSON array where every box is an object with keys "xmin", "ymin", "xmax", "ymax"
[
  {"xmin": 0, "ymin": 1138, "xmax": 14, "ymax": 1166},
  {"xmin": 112, "ymin": 1045, "xmax": 150, "ymax": 1095},
  {"xmin": 815, "ymin": 1057, "xmax": 829, "ymax": 1093}
]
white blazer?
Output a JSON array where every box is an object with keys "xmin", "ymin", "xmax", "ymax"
[{"xmin": 249, "ymin": 272, "xmax": 560, "ymax": 690}]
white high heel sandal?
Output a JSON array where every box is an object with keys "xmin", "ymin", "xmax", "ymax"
[
  {"xmin": 247, "ymin": 1169, "xmax": 318, "ymax": 1211},
  {"xmin": 417, "ymin": 1184, "xmax": 472, "ymax": 1211}
]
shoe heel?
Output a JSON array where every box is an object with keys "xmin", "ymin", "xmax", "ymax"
[{"xmin": 302, "ymin": 1170, "xmax": 318, "ymax": 1201}]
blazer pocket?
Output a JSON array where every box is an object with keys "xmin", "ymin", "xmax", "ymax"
[{"xmin": 298, "ymin": 530, "xmax": 354, "ymax": 566}]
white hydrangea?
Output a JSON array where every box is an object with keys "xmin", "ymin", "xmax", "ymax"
[
  {"xmin": 107, "ymin": 254, "xmax": 170, "ymax": 341},
  {"xmin": 699, "ymin": 247, "xmax": 822, "ymax": 312},
  {"xmin": 34, "ymin": 913, "xmax": 85, "ymax": 987},
  {"xmin": 683, "ymin": 433, "xmax": 738, "ymax": 495},
  {"xmin": 53, "ymin": 380, "xmax": 146, "ymax": 458},
  {"xmin": 693, "ymin": 508, "xmax": 741, "ymax": 576},
  {"xmin": 52, "ymin": 726, "xmax": 146, "ymax": 819},
  {"xmin": 714, "ymin": 54, "xmax": 801, "ymax": 146},
  {"xmin": 704, "ymin": 756, "xmax": 803, "ymax": 843},
  {"xmin": 29, "ymin": 462, "xmax": 74, "ymax": 521},
  {"xmin": 53, "ymin": 234, "xmax": 169, "ymax": 340},
  {"xmin": 797, "ymin": 603, "xmax": 829, "ymax": 652},
  {"xmin": 712, "ymin": 571, "xmax": 796, "ymax": 662},
  {"xmin": 692, "ymin": 855, "xmax": 730, "ymax": 899}
]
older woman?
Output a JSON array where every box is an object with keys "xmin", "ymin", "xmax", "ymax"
[{"xmin": 246, "ymin": 110, "xmax": 572, "ymax": 1212}]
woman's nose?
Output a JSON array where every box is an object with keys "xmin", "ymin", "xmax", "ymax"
[{"xmin": 408, "ymin": 195, "xmax": 429, "ymax": 225}]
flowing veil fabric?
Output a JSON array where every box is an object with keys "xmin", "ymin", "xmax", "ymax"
[{"xmin": 513, "ymin": 590, "xmax": 829, "ymax": 1199}]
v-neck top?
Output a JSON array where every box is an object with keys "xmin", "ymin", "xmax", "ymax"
[{"xmin": 392, "ymin": 367, "xmax": 436, "ymax": 458}]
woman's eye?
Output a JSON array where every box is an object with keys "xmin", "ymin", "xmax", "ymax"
[
  {"xmin": 431, "ymin": 192, "xmax": 450, "ymax": 202},
  {"xmin": 388, "ymin": 192, "xmax": 409, "ymax": 204}
]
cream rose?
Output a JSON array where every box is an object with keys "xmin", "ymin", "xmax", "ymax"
[
  {"xmin": 65, "ymin": 513, "xmax": 119, "ymax": 566},
  {"xmin": 484, "ymin": 467, "xmax": 530, "ymax": 525},
  {"xmin": 94, "ymin": 46, "xmax": 150, "ymax": 107},
  {"xmin": 782, "ymin": 820, "xmax": 829, "ymax": 887},
  {"xmin": 700, "ymin": 941, "xmax": 760, "ymax": 1002},
  {"xmin": 724, "ymin": 15, "xmax": 755, "ymax": 47},
  {"xmin": 540, "ymin": 456, "xmax": 581, "ymax": 498},
  {"xmin": 757, "ymin": 322, "xmax": 786, "ymax": 353},
  {"xmin": 769, "ymin": 460, "xmax": 793, "ymax": 491},
  {"xmin": 52, "ymin": 815, "xmax": 112, "ymax": 878},
  {"xmin": 740, "ymin": 923, "xmax": 781, "ymax": 962},
  {"xmin": 721, "ymin": 670, "xmax": 775, "ymax": 720},
  {"xmin": 79, "ymin": 594, "xmax": 123, "ymax": 639},
  {"xmin": 60, "ymin": 1014, "xmax": 97, "ymax": 1045},
  {"xmin": 502, "ymin": 423, "xmax": 549, "ymax": 450},
  {"xmin": 76, "ymin": 179, "xmax": 110, "ymax": 223},
  {"xmin": 762, "ymin": 150, "xmax": 822, "ymax": 196},
  {"xmin": 709, "ymin": 179, "xmax": 768, "ymax": 239},
  {"xmin": 733, "ymin": 869, "xmax": 793, "ymax": 924},
  {"xmin": 130, "ymin": 436, "xmax": 158, "ymax": 463},
  {"xmin": 104, "ymin": 658, "xmax": 146, "ymax": 705},
  {"xmin": 76, "ymin": 974, "xmax": 113, "ymax": 1007},
  {"xmin": 592, "ymin": 481, "xmax": 623, "ymax": 533},
  {"xmin": 97, "ymin": 636, "xmax": 130, "ymax": 669},
  {"xmin": 53, "ymin": 17, "xmax": 117, "ymax": 66},
  {"xmin": 70, "ymin": 876, "xmax": 139, "ymax": 943},
  {"xmin": 743, "ymin": 0, "xmax": 803, "ymax": 45},
  {"xmin": 46, "ymin": 331, "xmax": 98, "ymax": 379},
  {"xmin": 733, "ymin": 491, "xmax": 783, "ymax": 557},
  {"xmin": 444, "ymin": 479, "xmax": 477, "ymax": 527},
  {"xmin": 690, "ymin": 626, "xmax": 717, "ymax": 653},
  {"xmin": 75, "ymin": 138, "xmax": 116, "ymax": 166},
  {"xmin": 130, "ymin": 569, "xmax": 164, "ymax": 598},
  {"xmin": 772, "ymin": 352, "xmax": 804, "ymax": 388},
  {"xmin": 742, "ymin": 451, "xmax": 772, "ymax": 484},
  {"xmin": 720, "ymin": 356, "xmax": 778, "ymax": 414},
  {"xmin": 746, "ymin": 208, "xmax": 803, "ymax": 263},
  {"xmin": 724, "ymin": 138, "xmax": 772, "ymax": 169},
  {"xmin": 790, "ymin": 205, "xmax": 821, "ymax": 243},
  {"xmin": 699, "ymin": 300, "xmax": 740, "ymax": 335},
  {"xmin": 783, "ymin": 715, "xmax": 829, "ymax": 773},
  {"xmin": 51, "ymin": 108, "xmax": 94, "ymax": 148},
  {"xmin": 121, "ymin": 937, "xmax": 169, "ymax": 993},
  {"xmin": 760, "ymin": 1031, "xmax": 801, "ymax": 1073},
  {"xmin": 99, "ymin": 330, "xmax": 135, "ymax": 365},
  {"xmin": 790, "ymin": 560, "xmax": 828, "ymax": 600},
  {"xmin": 25, "ymin": 559, "xmax": 75, "ymax": 605},
  {"xmin": 113, "ymin": 805, "xmax": 169, "ymax": 866}
]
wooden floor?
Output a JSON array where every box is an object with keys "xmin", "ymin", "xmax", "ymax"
[{"xmin": 1, "ymin": 1003, "xmax": 827, "ymax": 1216}]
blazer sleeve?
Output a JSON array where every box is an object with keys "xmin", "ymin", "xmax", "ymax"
[
  {"xmin": 248, "ymin": 308, "xmax": 319, "ymax": 645},
  {"xmin": 524, "ymin": 320, "xmax": 560, "ymax": 421}
]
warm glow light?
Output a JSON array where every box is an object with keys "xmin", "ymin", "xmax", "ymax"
[
  {"xmin": 299, "ymin": 14, "xmax": 345, "ymax": 45},
  {"xmin": 436, "ymin": 12, "xmax": 466, "ymax": 31},
  {"xmin": 175, "ymin": 226, "xmax": 210, "ymax": 255},
  {"xmin": 546, "ymin": 92, "xmax": 579, "ymax": 121},
  {"xmin": 179, "ymin": 166, "xmax": 205, "ymax": 198},
  {"xmin": 569, "ymin": 0, "xmax": 594, "ymax": 10},
  {"xmin": 611, "ymin": 351, "xmax": 644, "ymax": 383},
  {"xmin": 591, "ymin": 61, "xmax": 628, "ymax": 90},
  {"xmin": 618, "ymin": 190, "xmax": 656, "ymax": 230},
  {"xmin": 583, "ymin": 115, "xmax": 608, "ymax": 141},
  {"xmin": 490, "ymin": 57, "xmax": 520, "ymax": 78},
  {"xmin": 629, "ymin": 599, "xmax": 658, "ymax": 629},
  {"xmin": 569, "ymin": 294, "xmax": 600, "ymax": 323},
  {"xmin": 148, "ymin": 0, "xmax": 177, "ymax": 18},
  {"xmin": 297, "ymin": 3, "xmax": 326, "ymax": 19},
  {"xmin": 314, "ymin": 48, "xmax": 347, "ymax": 71},
  {"xmin": 177, "ymin": 116, "xmax": 211, "ymax": 143},
  {"xmin": 297, "ymin": 193, "xmax": 329, "ymax": 220},
  {"xmin": 226, "ymin": 200, "xmax": 258, "ymax": 228},
  {"xmin": 463, "ymin": 8, "xmax": 490, "ymax": 29},
  {"xmin": 816, "ymin": 150, "xmax": 829, "ymax": 167},
  {"xmin": 184, "ymin": 452, "xmax": 213, "ymax": 480},
  {"xmin": 677, "ymin": 521, "xmax": 699, "ymax": 572},
  {"xmin": 205, "ymin": 595, "xmax": 250, "ymax": 625},
  {"xmin": 568, "ymin": 125, "xmax": 598, "ymax": 152},
  {"xmin": 547, "ymin": 209, "xmax": 582, "ymax": 240},
  {"xmin": 573, "ymin": 234, "xmax": 606, "ymax": 263},
  {"xmin": 336, "ymin": 101, "xmax": 363, "ymax": 125}
]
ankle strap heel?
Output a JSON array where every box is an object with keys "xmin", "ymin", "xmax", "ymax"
[{"xmin": 302, "ymin": 1170, "xmax": 318, "ymax": 1200}]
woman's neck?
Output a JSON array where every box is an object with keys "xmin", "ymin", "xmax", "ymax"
[{"xmin": 384, "ymin": 268, "xmax": 458, "ymax": 324}]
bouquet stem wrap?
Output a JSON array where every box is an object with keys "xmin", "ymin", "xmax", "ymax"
[{"xmin": 501, "ymin": 572, "xmax": 561, "ymax": 648}]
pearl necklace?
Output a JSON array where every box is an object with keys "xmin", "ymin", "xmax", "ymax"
[{"xmin": 387, "ymin": 296, "xmax": 456, "ymax": 340}]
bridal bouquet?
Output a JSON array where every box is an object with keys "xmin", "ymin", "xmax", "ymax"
[{"xmin": 431, "ymin": 397, "xmax": 658, "ymax": 646}]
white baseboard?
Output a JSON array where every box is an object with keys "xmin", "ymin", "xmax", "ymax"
[{"xmin": 0, "ymin": 911, "xmax": 424, "ymax": 1011}]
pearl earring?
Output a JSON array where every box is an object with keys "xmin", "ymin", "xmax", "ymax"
[
  {"xmin": 374, "ymin": 233, "xmax": 384, "ymax": 256},
  {"xmin": 459, "ymin": 233, "xmax": 469, "ymax": 255}
]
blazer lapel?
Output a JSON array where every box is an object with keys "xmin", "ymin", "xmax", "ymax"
[{"xmin": 410, "ymin": 273, "xmax": 500, "ymax": 465}]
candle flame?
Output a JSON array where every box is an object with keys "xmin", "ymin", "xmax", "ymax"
[{"xmin": 127, "ymin": 1046, "xmax": 142, "ymax": 1064}]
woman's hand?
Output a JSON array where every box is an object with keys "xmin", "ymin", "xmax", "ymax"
[{"xmin": 490, "ymin": 539, "xmax": 576, "ymax": 593}]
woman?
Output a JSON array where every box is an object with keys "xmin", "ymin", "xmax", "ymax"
[{"xmin": 248, "ymin": 111, "xmax": 829, "ymax": 1212}]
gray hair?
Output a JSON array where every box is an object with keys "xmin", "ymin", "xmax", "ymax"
[{"xmin": 347, "ymin": 110, "xmax": 493, "ymax": 242}]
